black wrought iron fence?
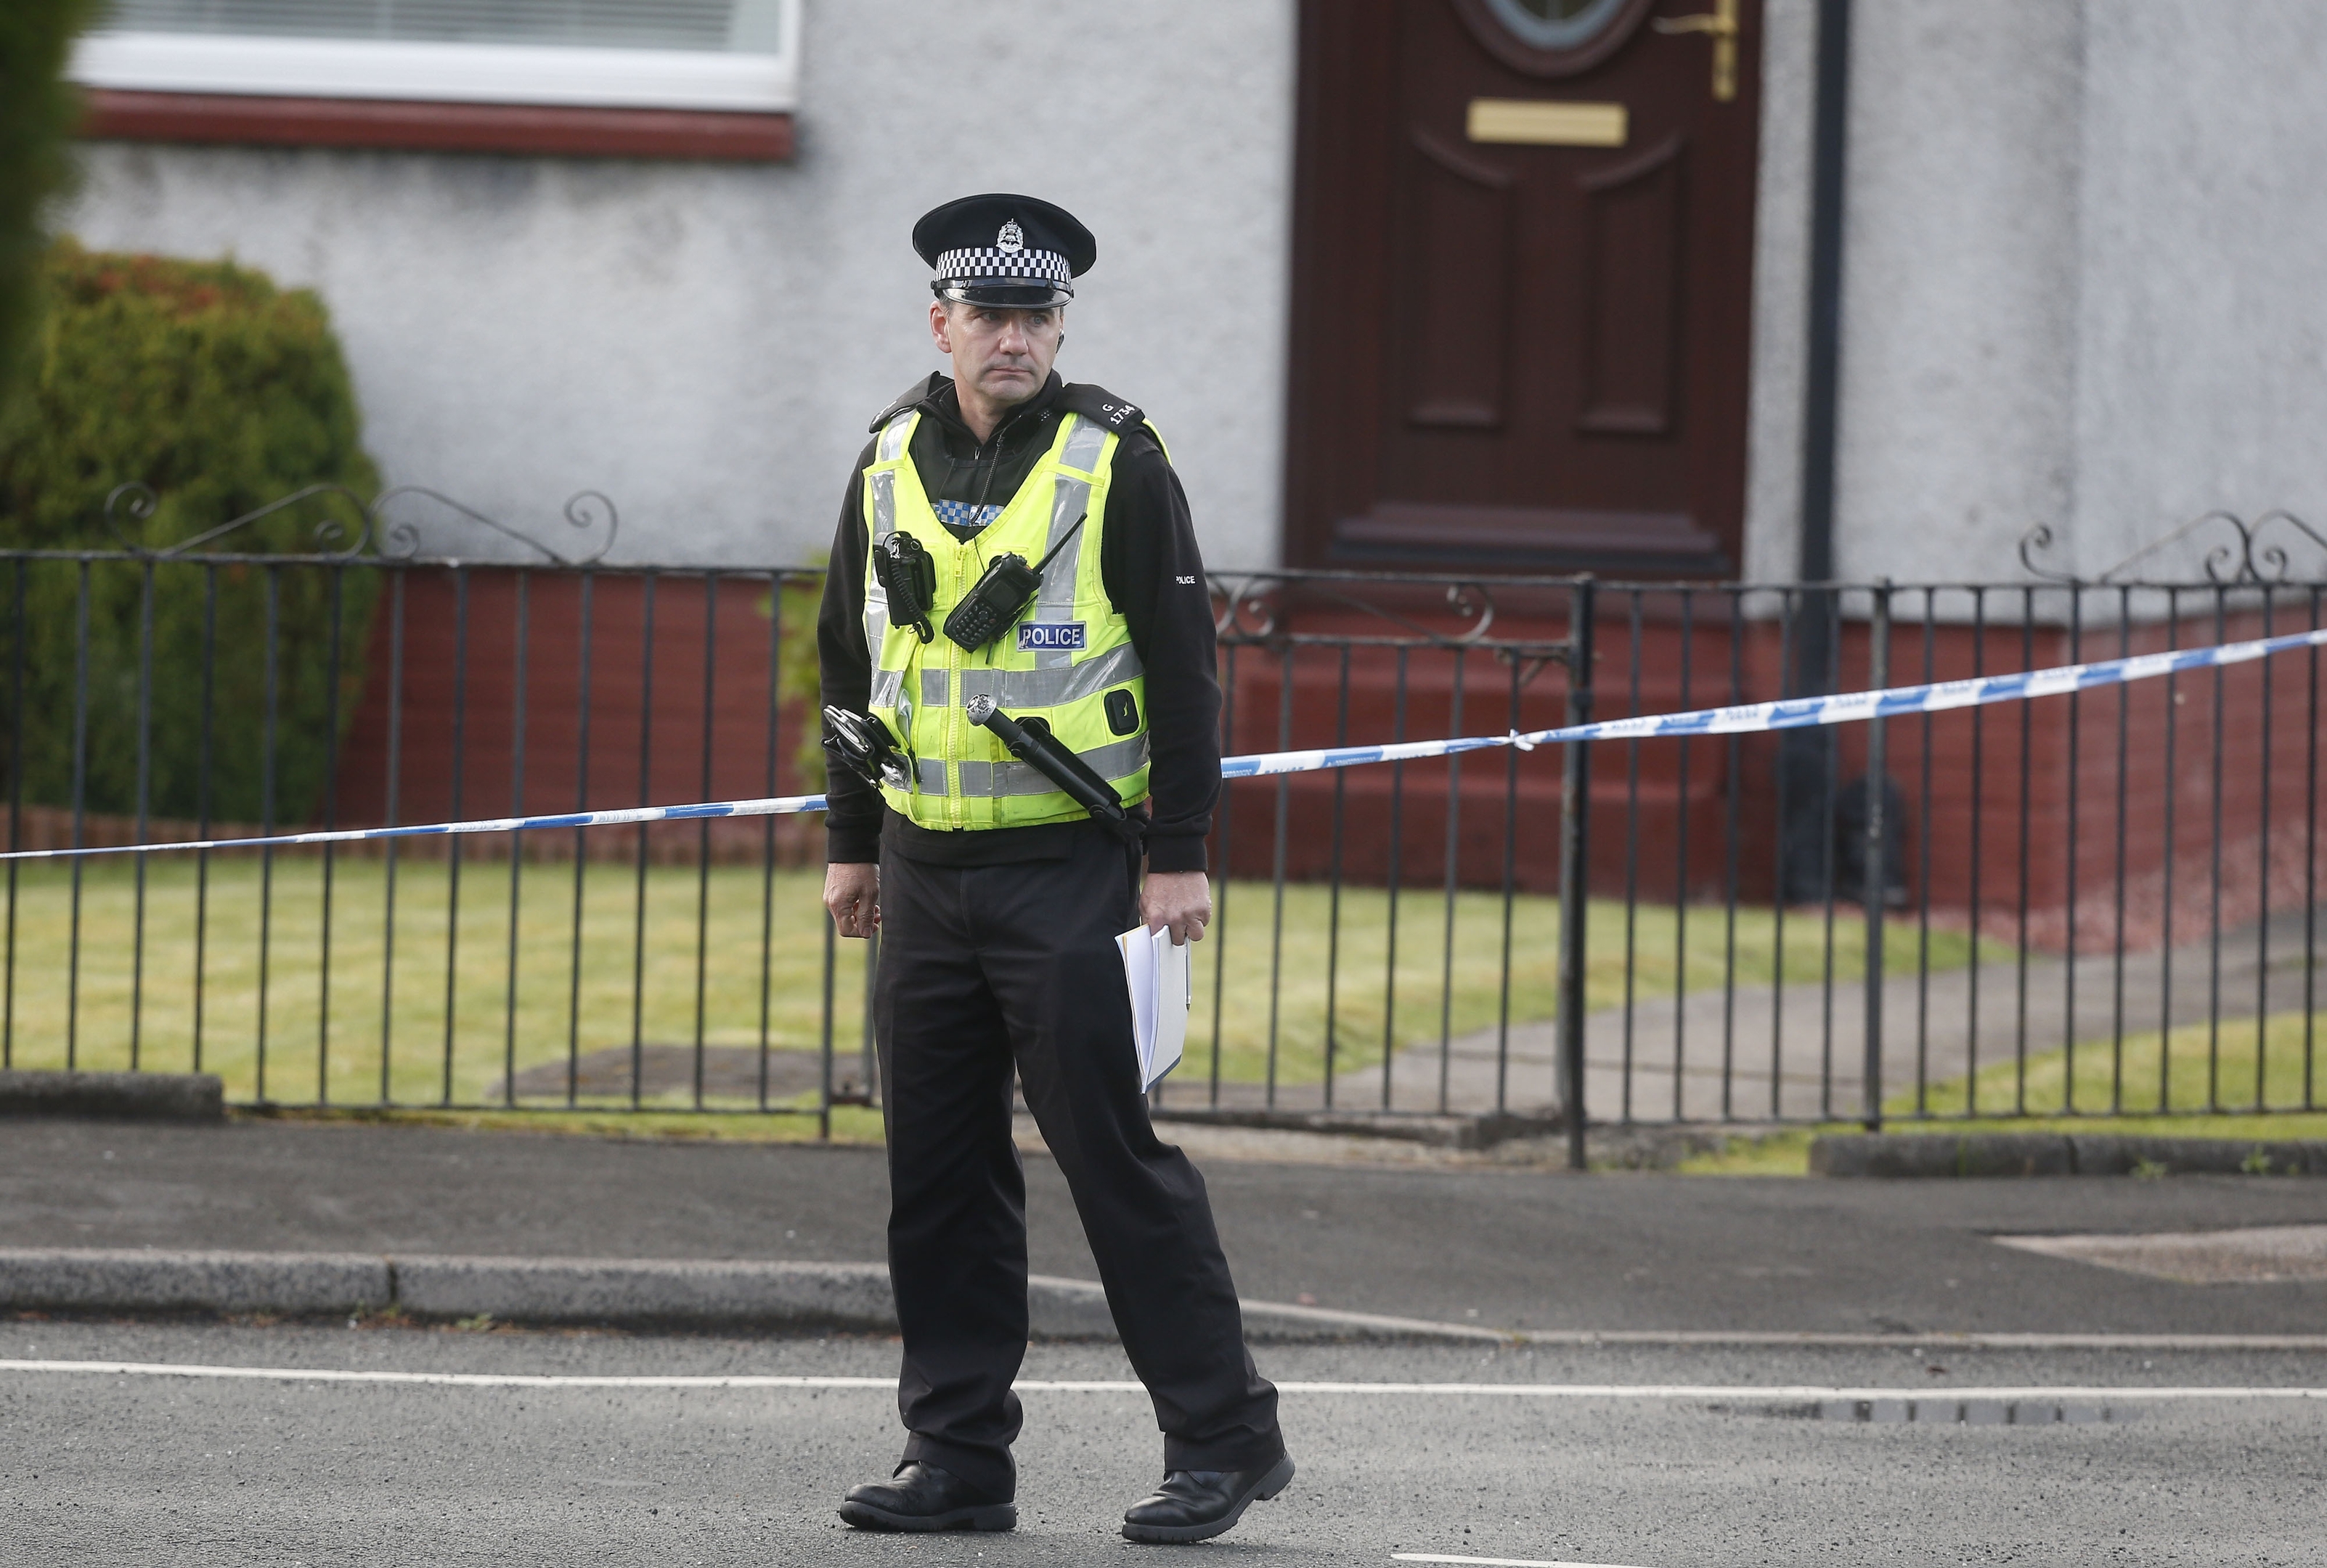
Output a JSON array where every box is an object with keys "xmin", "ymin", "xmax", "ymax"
[{"xmin": 4, "ymin": 493, "xmax": 2323, "ymax": 1166}]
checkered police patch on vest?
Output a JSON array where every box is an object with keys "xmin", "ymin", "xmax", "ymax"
[{"xmin": 934, "ymin": 499, "xmax": 1003, "ymax": 533}]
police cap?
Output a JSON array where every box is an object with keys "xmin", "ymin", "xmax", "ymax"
[{"xmin": 913, "ymin": 193, "xmax": 1095, "ymax": 310}]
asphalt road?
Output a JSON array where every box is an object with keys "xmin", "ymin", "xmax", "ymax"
[
  {"xmin": 5, "ymin": 1319, "xmax": 2325, "ymax": 1567},
  {"xmin": 7, "ymin": 1119, "xmax": 2327, "ymax": 1335}
]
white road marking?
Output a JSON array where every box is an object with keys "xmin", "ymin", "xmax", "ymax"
[
  {"xmin": 3, "ymin": 1360, "xmax": 2325, "ymax": 1400},
  {"xmin": 1393, "ymin": 1557, "xmax": 1648, "ymax": 1567},
  {"xmin": 1994, "ymin": 1225, "xmax": 2327, "ymax": 1285},
  {"xmin": 1494, "ymin": 1331, "xmax": 2327, "ymax": 1351}
]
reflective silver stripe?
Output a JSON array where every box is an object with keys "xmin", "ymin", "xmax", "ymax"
[
  {"xmin": 1059, "ymin": 414, "xmax": 1109, "ymax": 473},
  {"xmin": 863, "ymin": 468, "xmax": 897, "ymax": 656},
  {"xmin": 955, "ymin": 735, "xmax": 1150, "ymax": 798},
  {"xmin": 868, "ymin": 668, "xmax": 905, "ymax": 710},
  {"xmin": 956, "ymin": 642, "xmax": 1144, "ymax": 710},
  {"xmin": 920, "ymin": 669, "xmax": 950, "ymax": 707},
  {"xmin": 916, "ymin": 758, "xmax": 947, "ymax": 793},
  {"xmin": 863, "ymin": 414, "xmax": 914, "ymax": 654},
  {"xmin": 1033, "ymin": 472, "xmax": 1088, "ymax": 649},
  {"xmin": 1032, "ymin": 425, "xmax": 1102, "ymax": 666}
]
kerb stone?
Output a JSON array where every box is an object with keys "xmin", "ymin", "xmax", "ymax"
[{"xmin": 0, "ymin": 1247, "xmax": 387, "ymax": 1312}]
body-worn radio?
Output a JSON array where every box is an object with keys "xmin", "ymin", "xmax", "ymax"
[
  {"xmin": 941, "ymin": 553, "xmax": 1041, "ymax": 651},
  {"xmin": 873, "ymin": 531, "xmax": 937, "ymax": 642},
  {"xmin": 942, "ymin": 513, "xmax": 1088, "ymax": 653}
]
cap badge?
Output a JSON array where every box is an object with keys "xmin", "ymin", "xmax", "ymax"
[{"xmin": 995, "ymin": 220, "xmax": 1024, "ymax": 253}]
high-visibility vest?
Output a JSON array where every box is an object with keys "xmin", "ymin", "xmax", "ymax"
[{"xmin": 862, "ymin": 409, "xmax": 1149, "ymax": 830}]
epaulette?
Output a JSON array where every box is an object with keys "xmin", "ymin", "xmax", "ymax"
[
  {"xmin": 868, "ymin": 373, "xmax": 946, "ymax": 433},
  {"xmin": 1056, "ymin": 383, "xmax": 1149, "ymax": 440}
]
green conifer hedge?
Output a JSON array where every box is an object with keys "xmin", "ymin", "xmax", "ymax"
[
  {"xmin": 0, "ymin": 242, "xmax": 382, "ymax": 826},
  {"xmin": 1, "ymin": 0, "xmax": 94, "ymax": 411}
]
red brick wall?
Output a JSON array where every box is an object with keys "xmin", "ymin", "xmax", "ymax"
[
  {"xmin": 1216, "ymin": 598, "xmax": 2327, "ymax": 956},
  {"xmin": 330, "ymin": 567, "xmax": 818, "ymax": 865}
]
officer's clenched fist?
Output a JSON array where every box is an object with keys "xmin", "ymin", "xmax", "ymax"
[
  {"xmin": 1141, "ymin": 870, "xmax": 1211, "ymax": 947},
  {"xmin": 824, "ymin": 862, "xmax": 881, "ymax": 938}
]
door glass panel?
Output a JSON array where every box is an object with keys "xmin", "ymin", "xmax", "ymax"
[{"xmin": 1482, "ymin": 0, "xmax": 1629, "ymax": 52}]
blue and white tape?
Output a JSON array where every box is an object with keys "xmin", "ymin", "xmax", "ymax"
[
  {"xmin": 1220, "ymin": 622, "xmax": 2327, "ymax": 779},
  {"xmin": 6, "ymin": 623, "xmax": 2323, "ymax": 863}
]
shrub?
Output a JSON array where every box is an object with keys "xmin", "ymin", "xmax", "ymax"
[
  {"xmin": 0, "ymin": 242, "xmax": 382, "ymax": 825},
  {"xmin": 765, "ymin": 554, "xmax": 828, "ymax": 796}
]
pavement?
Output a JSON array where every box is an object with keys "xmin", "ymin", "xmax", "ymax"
[
  {"xmin": 9, "ymin": 1117, "xmax": 2327, "ymax": 1564},
  {"xmin": 7, "ymin": 1116, "xmax": 2327, "ymax": 1336}
]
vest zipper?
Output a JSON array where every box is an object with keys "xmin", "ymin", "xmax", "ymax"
[{"xmin": 947, "ymin": 539, "xmax": 969, "ymax": 830}]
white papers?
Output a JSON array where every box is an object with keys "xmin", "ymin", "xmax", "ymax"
[{"xmin": 1116, "ymin": 923, "xmax": 1191, "ymax": 1090}]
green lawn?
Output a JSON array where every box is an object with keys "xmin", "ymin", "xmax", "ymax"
[
  {"xmin": 0, "ymin": 856, "xmax": 864, "ymax": 1110},
  {"xmin": 0, "ymin": 857, "xmax": 1989, "ymax": 1107},
  {"xmin": 1904, "ymin": 1007, "xmax": 2327, "ymax": 1120},
  {"xmin": 1676, "ymin": 1010, "xmax": 2327, "ymax": 1175}
]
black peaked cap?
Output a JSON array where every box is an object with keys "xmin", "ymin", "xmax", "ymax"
[{"xmin": 913, "ymin": 192, "xmax": 1095, "ymax": 308}]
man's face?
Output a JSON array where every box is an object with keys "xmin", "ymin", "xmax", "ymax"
[{"xmin": 930, "ymin": 301, "xmax": 1063, "ymax": 407}]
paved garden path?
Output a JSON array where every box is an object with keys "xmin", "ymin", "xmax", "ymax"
[{"xmin": 1160, "ymin": 905, "xmax": 2326, "ymax": 1122}]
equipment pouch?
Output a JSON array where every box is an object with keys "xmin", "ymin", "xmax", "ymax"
[
  {"xmin": 873, "ymin": 531, "xmax": 937, "ymax": 642},
  {"xmin": 822, "ymin": 705, "xmax": 909, "ymax": 792}
]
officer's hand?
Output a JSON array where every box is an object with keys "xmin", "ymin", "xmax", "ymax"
[
  {"xmin": 824, "ymin": 862, "xmax": 881, "ymax": 939},
  {"xmin": 1141, "ymin": 870, "xmax": 1212, "ymax": 947}
]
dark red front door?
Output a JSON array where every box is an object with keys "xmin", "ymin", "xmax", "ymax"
[{"xmin": 1286, "ymin": 0, "xmax": 1763, "ymax": 576}]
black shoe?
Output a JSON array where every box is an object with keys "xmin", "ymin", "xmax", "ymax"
[
  {"xmin": 838, "ymin": 1461, "xmax": 1016, "ymax": 1532},
  {"xmin": 1120, "ymin": 1453, "xmax": 1295, "ymax": 1543}
]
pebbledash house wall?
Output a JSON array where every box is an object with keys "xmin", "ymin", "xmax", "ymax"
[
  {"xmin": 53, "ymin": 1, "xmax": 1305, "ymax": 883},
  {"xmin": 1745, "ymin": 0, "xmax": 2327, "ymax": 586},
  {"xmin": 59, "ymin": 0, "xmax": 1301, "ymax": 575},
  {"xmin": 1719, "ymin": 1, "xmax": 2327, "ymax": 952},
  {"xmin": 68, "ymin": 4, "xmax": 2327, "ymax": 592}
]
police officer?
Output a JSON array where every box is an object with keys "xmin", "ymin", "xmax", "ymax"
[{"xmin": 816, "ymin": 194, "xmax": 1292, "ymax": 1544}]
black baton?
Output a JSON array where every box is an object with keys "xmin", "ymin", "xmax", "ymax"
[{"xmin": 964, "ymin": 694, "xmax": 1141, "ymax": 844}]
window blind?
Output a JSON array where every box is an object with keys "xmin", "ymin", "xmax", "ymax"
[{"xmin": 98, "ymin": 0, "xmax": 786, "ymax": 54}]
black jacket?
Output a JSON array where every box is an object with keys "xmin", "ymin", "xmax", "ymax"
[{"xmin": 816, "ymin": 371, "xmax": 1222, "ymax": 873}]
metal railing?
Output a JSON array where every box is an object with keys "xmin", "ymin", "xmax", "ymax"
[{"xmin": 4, "ymin": 494, "xmax": 2323, "ymax": 1161}]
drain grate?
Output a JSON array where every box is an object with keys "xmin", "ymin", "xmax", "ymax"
[{"xmin": 1808, "ymin": 1399, "xmax": 2122, "ymax": 1425}]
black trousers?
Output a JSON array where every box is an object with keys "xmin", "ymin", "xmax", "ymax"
[{"xmin": 873, "ymin": 825, "xmax": 1282, "ymax": 1499}]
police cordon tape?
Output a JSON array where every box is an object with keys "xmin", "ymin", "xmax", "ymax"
[{"xmin": 6, "ymin": 623, "xmax": 2325, "ymax": 864}]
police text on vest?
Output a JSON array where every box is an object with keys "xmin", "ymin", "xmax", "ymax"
[{"xmin": 1016, "ymin": 622, "xmax": 1088, "ymax": 652}]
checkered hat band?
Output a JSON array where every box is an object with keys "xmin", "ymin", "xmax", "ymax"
[{"xmin": 934, "ymin": 246, "xmax": 1073, "ymax": 287}]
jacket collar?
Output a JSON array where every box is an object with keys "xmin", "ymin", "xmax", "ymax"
[{"xmin": 915, "ymin": 372, "xmax": 1064, "ymax": 452}]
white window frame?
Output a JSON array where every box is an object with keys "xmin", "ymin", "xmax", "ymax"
[{"xmin": 70, "ymin": 4, "xmax": 800, "ymax": 115}]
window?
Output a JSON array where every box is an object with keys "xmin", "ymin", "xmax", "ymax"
[
  {"xmin": 72, "ymin": 0, "xmax": 799, "ymax": 158},
  {"xmin": 100, "ymin": 0, "xmax": 786, "ymax": 54},
  {"xmin": 1480, "ymin": 0, "xmax": 1630, "ymax": 52}
]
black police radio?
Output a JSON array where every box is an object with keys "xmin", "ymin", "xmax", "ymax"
[
  {"xmin": 872, "ymin": 532, "xmax": 937, "ymax": 642},
  {"xmin": 942, "ymin": 513, "xmax": 1088, "ymax": 653}
]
